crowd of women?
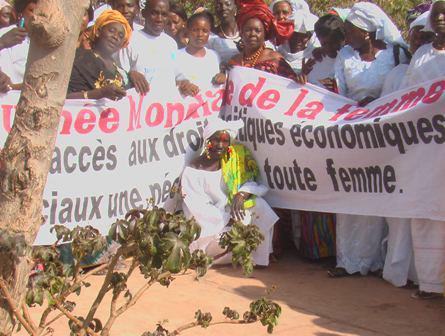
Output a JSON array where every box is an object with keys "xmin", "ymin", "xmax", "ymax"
[{"xmin": 0, "ymin": 0, "xmax": 444, "ymax": 301}]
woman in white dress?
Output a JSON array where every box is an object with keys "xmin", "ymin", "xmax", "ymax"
[
  {"xmin": 400, "ymin": 0, "xmax": 445, "ymax": 299},
  {"xmin": 207, "ymin": 0, "xmax": 241, "ymax": 67},
  {"xmin": 329, "ymin": 2, "xmax": 409, "ymax": 278},
  {"xmin": 176, "ymin": 11, "xmax": 224, "ymax": 95},
  {"xmin": 305, "ymin": 14, "xmax": 345, "ymax": 91},
  {"xmin": 181, "ymin": 118, "xmax": 278, "ymax": 267},
  {"xmin": 277, "ymin": 11, "xmax": 320, "ymax": 75},
  {"xmin": 380, "ymin": 10, "xmax": 434, "ymax": 289}
]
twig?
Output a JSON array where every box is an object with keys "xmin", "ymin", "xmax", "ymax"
[
  {"xmin": 43, "ymin": 312, "xmax": 64, "ymax": 328},
  {"xmin": 115, "ymin": 279, "xmax": 154, "ymax": 316},
  {"xmin": 53, "ymin": 300, "xmax": 99, "ymax": 336},
  {"xmin": 80, "ymin": 246, "xmax": 126, "ymax": 334},
  {"xmin": 0, "ymin": 279, "xmax": 36, "ymax": 336},
  {"xmin": 172, "ymin": 319, "xmax": 247, "ymax": 335}
]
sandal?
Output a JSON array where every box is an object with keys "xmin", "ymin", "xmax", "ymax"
[
  {"xmin": 411, "ymin": 290, "xmax": 443, "ymax": 300},
  {"xmin": 327, "ymin": 267, "xmax": 359, "ymax": 278}
]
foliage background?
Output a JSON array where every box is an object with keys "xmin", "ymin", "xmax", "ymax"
[{"xmin": 175, "ymin": 0, "xmax": 428, "ymax": 32}]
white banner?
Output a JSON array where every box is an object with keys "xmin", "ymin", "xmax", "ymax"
[
  {"xmin": 2, "ymin": 67, "xmax": 445, "ymax": 244},
  {"xmin": 222, "ymin": 67, "xmax": 445, "ymax": 221},
  {"xmin": 0, "ymin": 88, "xmax": 224, "ymax": 244}
]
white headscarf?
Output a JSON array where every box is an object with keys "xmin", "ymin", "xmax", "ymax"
[
  {"xmin": 411, "ymin": 10, "xmax": 430, "ymax": 30},
  {"xmin": 330, "ymin": 7, "xmax": 351, "ymax": 22},
  {"xmin": 346, "ymin": 2, "xmax": 405, "ymax": 46},
  {"xmin": 293, "ymin": 12, "xmax": 318, "ymax": 33},
  {"xmin": 269, "ymin": 0, "xmax": 310, "ymax": 17},
  {"xmin": 423, "ymin": 0, "xmax": 445, "ymax": 32},
  {"xmin": 0, "ymin": 0, "xmax": 11, "ymax": 10},
  {"xmin": 202, "ymin": 118, "xmax": 244, "ymax": 142}
]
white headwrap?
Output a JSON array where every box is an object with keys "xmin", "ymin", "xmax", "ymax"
[
  {"xmin": 330, "ymin": 7, "xmax": 351, "ymax": 22},
  {"xmin": 423, "ymin": 0, "xmax": 445, "ymax": 32},
  {"xmin": 269, "ymin": 0, "xmax": 310, "ymax": 17},
  {"xmin": 293, "ymin": 12, "xmax": 318, "ymax": 33},
  {"xmin": 346, "ymin": 2, "xmax": 405, "ymax": 46},
  {"xmin": 202, "ymin": 118, "xmax": 244, "ymax": 142},
  {"xmin": 0, "ymin": 0, "xmax": 11, "ymax": 10},
  {"xmin": 411, "ymin": 10, "xmax": 430, "ymax": 30}
]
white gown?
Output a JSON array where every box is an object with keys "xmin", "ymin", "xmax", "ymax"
[
  {"xmin": 181, "ymin": 166, "xmax": 278, "ymax": 266},
  {"xmin": 334, "ymin": 43, "xmax": 407, "ymax": 275},
  {"xmin": 401, "ymin": 43, "xmax": 445, "ymax": 293},
  {"xmin": 379, "ymin": 63, "xmax": 416, "ymax": 287}
]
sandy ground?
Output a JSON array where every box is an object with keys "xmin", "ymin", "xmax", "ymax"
[{"xmin": 17, "ymin": 253, "xmax": 445, "ymax": 336}]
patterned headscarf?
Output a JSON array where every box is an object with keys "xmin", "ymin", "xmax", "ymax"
[
  {"xmin": 406, "ymin": 1, "xmax": 432, "ymax": 23},
  {"xmin": 91, "ymin": 9, "xmax": 132, "ymax": 47},
  {"xmin": 236, "ymin": 0, "xmax": 294, "ymax": 45}
]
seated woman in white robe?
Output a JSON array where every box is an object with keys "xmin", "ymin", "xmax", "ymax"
[{"xmin": 181, "ymin": 118, "xmax": 278, "ymax": 267}]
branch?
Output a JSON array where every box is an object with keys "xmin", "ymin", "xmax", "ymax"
[
  {"xmin": 171, "ymin": 319, "xmax": 248, "ymax": 335},
  {"xmin": 0, "ymin": 279, "xmax": 36, "ymax": 336},
  {"xmin": 53, "ymin": 301, "xmax": 99, "ymax": 336},
  {"xmin": 115, "ymin": 279, "xmax": 154, "ymax": 316},
  {"xmin": 21, "ymin": 302, "xmax": 38, "ymax": 331},
  {"xmin": 81, "ymin": 246, "xmax": 126, "ymax": 333}
]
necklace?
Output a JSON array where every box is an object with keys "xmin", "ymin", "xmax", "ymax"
[
  {"xmin": 242, "ymin": 44, "xmax": 265, "ymax": 67},
  {"xmin": 220, "ymin": 25, "xmax": 239, "ymax": 40}
]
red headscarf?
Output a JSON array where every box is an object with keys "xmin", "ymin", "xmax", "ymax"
[{"xmin": 236, "ymin": 0, "xmax": 294, "ymax": 45}]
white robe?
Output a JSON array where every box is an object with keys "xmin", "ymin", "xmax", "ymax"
[
  {"xmin": 126, "ymin": 29, "xmax": 181, "ymax": 97},
  {"xmin": 378, "ymin": 62, "xmax": 417, "ymax": 287},
  {"xmin": 335, "ymin": 44, "xmax": 408, "ymax": 101},
  {"xmin": 181, "ymin": 166, "xmax": 278, "ymax": 266},
  {"xmin": 334, "ymin": 44, "xmax": 407, "ymax": 275},
  {"xmin": 0, "ymin": 26, "xmax": 29, "ymax": 85},
  {"xmin": 176, "ymin": 47, "xmax": 221, "ymax": 91},
  {"xmin": 277, "ymin": 35, "xmax": 319, "ymax": 74},
  {"xmin": 207, "ymin": 33, "xmax": 240, "ymax": 66},
  {"xmin": 401, "ymin": 43, "xmax": 445, "ymax": 293}
]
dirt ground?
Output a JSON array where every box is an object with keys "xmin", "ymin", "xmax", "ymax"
[{"xmin": 18, "ymin": 252, "xmax": 445, "ymax": 336}]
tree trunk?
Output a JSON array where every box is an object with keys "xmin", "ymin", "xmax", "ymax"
[{"xmin": 0, "ymin": 0, "xmax": 89, "ymax": 334}]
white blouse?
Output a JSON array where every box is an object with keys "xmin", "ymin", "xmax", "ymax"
[
  {"xmin": 335, "ymin": 44, "xmax": 408, "ymax": 101},
  {"xmin": 401, "ymin": 43, "xmax": 445, "ymax": 88}
]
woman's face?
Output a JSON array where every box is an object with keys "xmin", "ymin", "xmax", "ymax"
[
  {"xmin": 187, "ymin": 17, "xmax": 211, "ymax": 50},
  {"xmin": 166, "ymin": 12, "xmax": 185, "ymax": 37},
  {"xmin": 289, "ymin": 31, "xmax": 312, "ymax": 52},
  {"xmin": 344, "ymin": 20, "xmax": 368, "ymax": 50},
  {"xmin": 0, "ymin": 6, "xmax": 13, "ymax": 27},
  {"xmin": 241, "ymin": 18, "xmax": 266, "ymax": 51},
  {"xmin": 96, "ymin": 22, "xmax": 126, "ymax": 54},
  {"xmin": 430, "ymin": 1, "xmax": 445, "ymax": 36},
  {"xmin": 409, "ymin": 26, "xmax": 435, "ymax": 54},
  {"xmin": 273, "ymin": 1, "xmax": 292, "ymax": 22},
  {"xmin": 317, "ymin": 32, "xmax": 344, "ymax": 55},
  {"xmin": 215, "ymin": 0, "xmax": 236, "ymax": 22},
  {"xmin": 208, "ymin": 131, "xmax": 230, "ymax": 159}
]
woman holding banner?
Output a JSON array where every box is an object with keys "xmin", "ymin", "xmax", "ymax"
[
  {"xmin": 329, "ymin": 2, "xmax": 409, "ymax": 278},
  {"xmin": 67, "ymin": 9, "xmax": 131, "ymax": 100},
  {"xmin": 181, "ymin": 118, "xmax": 278, "ymax": 267},
  {"xmin": 399, "ymin": 0, "xmax": 445, "ymax": 299}
]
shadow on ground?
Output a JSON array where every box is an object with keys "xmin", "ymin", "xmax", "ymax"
[{"xmin": 211, "ymin": 251, "xmax": 445, "ymax": 336}]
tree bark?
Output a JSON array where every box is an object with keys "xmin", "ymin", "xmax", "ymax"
[{"xmin": 0, "ymin": 0, "xmax": 89, "ymax": 334}]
